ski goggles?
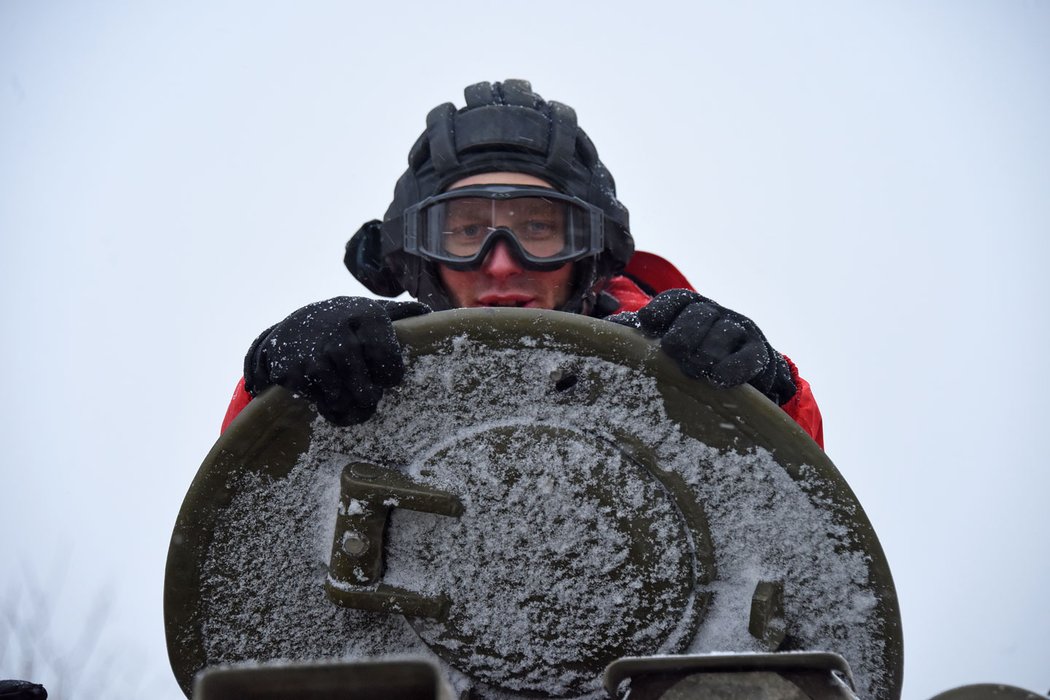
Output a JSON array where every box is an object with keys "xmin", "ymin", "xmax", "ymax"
[{"xmin": 399, "ymin": 185, "xmax": 606, "ymax": 271}]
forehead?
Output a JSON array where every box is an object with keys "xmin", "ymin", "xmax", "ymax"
[
  {"xmin": 447, "ymin": 172, "xmax": 554, "ymax": 190},
  {"xmin": 444, "ymin": 196, "xmax": 561, "ymax": 219}
]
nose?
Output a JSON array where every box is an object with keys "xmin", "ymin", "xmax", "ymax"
[{"xmin": 479, "ymin": 240, "xmax": 524, "ymax": 279}]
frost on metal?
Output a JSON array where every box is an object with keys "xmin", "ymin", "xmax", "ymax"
[{"xmin": 198, "ymin": 336, "xmax": 887, "ymax": 699}]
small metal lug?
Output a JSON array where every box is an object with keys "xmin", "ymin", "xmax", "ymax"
[
  {"xmin": 349, "ymin": 462, "xmax": 381, "ymax": 480},
  {"xmin": 749, "ymin": 580, "xmax": 787, "ymax": 650}
]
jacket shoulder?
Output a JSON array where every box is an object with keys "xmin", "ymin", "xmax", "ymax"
[{"xmin": 624, "ymin": 251, "xmax": 696, "ymax": 294}]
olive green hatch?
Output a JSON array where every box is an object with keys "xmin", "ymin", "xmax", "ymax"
[{"xmin": 165, "ymin": 309, "xmax": 903, "ymax": 699}]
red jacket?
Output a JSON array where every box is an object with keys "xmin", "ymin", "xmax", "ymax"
[{"xmin": 222, "ymin": 251, "xmax": 824, "ymax": 448}]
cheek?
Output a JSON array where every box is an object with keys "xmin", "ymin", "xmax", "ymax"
[
  {"xmin": 437, "ymin": 267, "xmax": 470, "ymax": 305},
  {"xmin": 544, "ymin": 266, "xmax": 576, "ymax": 306}
]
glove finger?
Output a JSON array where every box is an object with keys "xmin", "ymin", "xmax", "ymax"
[
  {"xmin": 333, "ymin": 299, "xmax": 404, "ymax": 387},
  {"xmin": 265, "ymin": 352, "xmax": 317, "ymax": 396},
  {"xmin": 316, "ymin": 398, "xmax": 379, "ymax": 426},
  {"xmin": 353, "ymin": 314, "xmax": 407, "ymax": 388},
  {"xmin": 662, "ymin": 310, "xmax": 756, "ymax": 385},
  {"xmin": 243, "ymin": 324, "xmax": 279, "ymax": 395},
  {"xmin": 312, "ymin": 342, "xmax": 380, "ymax": 425},
  {"xmin": 659, "ymin": 302, "xmax": 721, "ymax": 371},
  {"xmin": 706, "ymin": 333, "xmax": 770, "ymax": 388},
  {"xmin": 750, "ymin": 352, "xmax": 796, "ymax": 405},
  {"xmin": 299, "ymin": 347, "xmax": 375, "ymax": 412},
  {"xmin": 637, "ymin": 289, "xmax": 706, "ymax": 336},
  {"xmin": 605, "ymin": 311, "xmax": 640, "ymax": 329},
  {"xmin": 384, "ymin": 300, "xmax": 432, "ymax": 321},
  {"xmin": 696, "ymin": 316, "xmax": 750, "ymax": 363},
  {"xmin": 330, "ymin": 333, "xmax": 386, "ymax": 408}
]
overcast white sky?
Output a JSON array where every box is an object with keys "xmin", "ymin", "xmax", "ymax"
[{"xmin": 1, "ymin": 2, "xmax": 1048, "ymax": 698}]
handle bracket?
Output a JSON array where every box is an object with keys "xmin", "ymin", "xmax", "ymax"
[{"xmin": 325, "ymin": 462, "xmax": 463, "ymax": 620}]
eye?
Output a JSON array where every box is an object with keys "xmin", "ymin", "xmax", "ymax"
[
  {"xmin": 522, "ymin": 220, "xmax": 557, "ymax": 238},
  {"xmin": 446, "ymin": 224, "xmax": 490, "ymax": 239}
]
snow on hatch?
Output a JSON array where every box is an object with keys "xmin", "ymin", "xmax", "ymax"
[{"xmin": 198, "ymin": 335, "xmax": 888, "ymax": 699}]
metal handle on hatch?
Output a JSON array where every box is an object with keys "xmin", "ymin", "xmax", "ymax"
[{"xmin": 324, "ymin": 461, "xmax": 463, "ymax": 620}]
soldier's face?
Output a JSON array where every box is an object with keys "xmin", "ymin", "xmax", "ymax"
[{"xmin": 437, "ymin": 172, "xmax": 575, "ymax": 310}]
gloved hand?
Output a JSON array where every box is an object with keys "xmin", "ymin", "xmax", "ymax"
[
  {"xmin": 0, "ymin": 680, "xmax": 48, "ymax": 699},
  {"xmin": 244, "ymin": 296, "xmax": 430, "ymax": 425},
  {"xmin": 608, "ymin": 289, "xmax": 796, "ymax": 405}
]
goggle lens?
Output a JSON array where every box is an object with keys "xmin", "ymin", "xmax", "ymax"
[
  {"xmin": 438, "ymin": 197, "xmax": 571, "ymax": 260},
  {"xmin": 404, "ymin": 186, "xmax": 604, "ymax": 270}
]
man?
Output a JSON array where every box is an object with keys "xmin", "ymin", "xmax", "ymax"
[{"xmin": 222, "ymin": 79, "xmax": 823, "ymax": 447}]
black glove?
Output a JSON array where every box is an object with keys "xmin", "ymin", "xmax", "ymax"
[
  {"xmin": 0, "ymin": 680, "xmax": 47, "ymax": 699},
  {"xmin": 609, "ymin": 290, "xmax": 796, "ymax": 405},
  {"xmin": 244, "ymin": 297, "xmax": 430, "ymax": 425}
]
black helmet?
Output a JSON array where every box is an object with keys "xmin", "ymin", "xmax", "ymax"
[{"xmin": 345, "ymin": 79, "xmax": 634, "ymax": 314}]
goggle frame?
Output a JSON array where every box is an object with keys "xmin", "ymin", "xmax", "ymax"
[{"xmin": 401, "ymin": 185, "xmax": 606, "ymax": 271}]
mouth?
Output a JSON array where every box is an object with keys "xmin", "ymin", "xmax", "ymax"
[{"xmin": 477, "ymin": 294, "xmax": 535, "ymax": 308}]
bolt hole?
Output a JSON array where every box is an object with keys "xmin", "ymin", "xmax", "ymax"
[{"xmin": 554, "ymin": 374, "xmax": 578, "ymax": 392}]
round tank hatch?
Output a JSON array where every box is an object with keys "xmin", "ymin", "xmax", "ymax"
[{"xmin": 165, "ymin": 308, "xmax": 902, "ymax": 700}]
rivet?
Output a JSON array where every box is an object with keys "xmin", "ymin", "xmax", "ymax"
[{"xmin": 341, "ymin": 531, "xmax": 370, "ymax": 556}]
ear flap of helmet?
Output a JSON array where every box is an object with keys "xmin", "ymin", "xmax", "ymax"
[{"xmin": 344, "ymin": 220, "xmax": 406, "ymax": 297}]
